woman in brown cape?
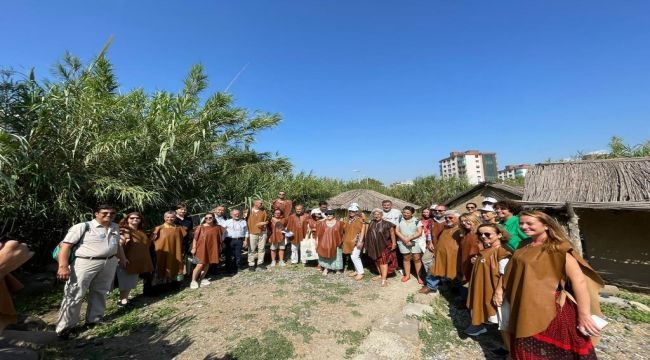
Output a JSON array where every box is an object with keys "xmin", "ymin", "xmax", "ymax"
[
  {"xmin": 117, "ymin": 211, "xmax": 153, "ymax": 306},
  {"xmin": 363, "ymin": 208, "xmax": 397, "ymax": 287},
  {"xmin": 315, "ymin": 209, "xmax": 345, "ymax": 275},
  {"xmin": 465, "ymin": 223, "xmax": 512, "ymax": 353},
  {"xmin": 498, "ymin": 210, "xmax": 604, "ymax": 360},
  {"xmin": 190, "ymin": 212, "xmax": 224, "ymax": 289},
  {"xmin": 150, "ymin": 211, "xmax": 187, "ymax": 284},
  {"xmin": 268, "ymin": 209, "xmax": 289, "ymax": 267},
  {"xmin": 457, "ymin": 213, "xmax": 482, "ymax": 309}
]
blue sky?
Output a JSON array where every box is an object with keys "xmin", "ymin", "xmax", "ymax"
[{"xmin": 3, "ymin": 1, "xmax": 649, "ymax": 184}]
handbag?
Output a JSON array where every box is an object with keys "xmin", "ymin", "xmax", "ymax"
[
  {"xmin": 300, "ymin": 233, "xmax": 318, "ymax": 261},
  {"xmin": 52, "ymin": 222, "xmax": 90, "ymax": 263}
]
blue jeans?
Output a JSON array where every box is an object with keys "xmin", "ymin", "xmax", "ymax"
[
  {"xmin": 225, "ymin": 237, "xmax": 244, "ymax": 271},
  {"xmin": 425, "ymin": 275, "xmax": 442, "ymax": 290}
]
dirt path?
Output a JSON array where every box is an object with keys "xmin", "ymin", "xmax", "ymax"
[{"xmin": 43, "ymin": 265, "xmax": 422, "ymax": 359}]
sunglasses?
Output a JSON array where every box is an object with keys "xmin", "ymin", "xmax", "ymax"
[
  {"xmin": 128, "ymin": 217, "xmax": 141, "ymax": 220},
  {"xmin": 433, "ymin": 210, "xmax": 445, "ymax": 213},
  {"xmin": 479, "ymin": 232, "xmax": 496, "ymax": 238},
  {"xmin": 466, "ymin": 206, "xmax": 476, "ymax": 209},
  {"xmin": 205, "ymin": 216, "xmax": 214, "ymax": 219}
]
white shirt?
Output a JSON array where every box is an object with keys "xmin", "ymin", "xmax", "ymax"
[
  {"xmin": 382, "ymin": 208, "xmax": 403, "ymax": 226},
  {"xmin": 223, "ymin": 218, "xmax": 248, "ymax": 238}
]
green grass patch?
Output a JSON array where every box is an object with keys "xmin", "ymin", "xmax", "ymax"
[
  {"xmin": 418, "ymin": 297, "xmax": 463, "ymax": 356},
  {"xmin": 229, "ymin": 329, "xmax": 295, "ymax": 360},
  {"xmin": 242, "ymin": 313, "xmax": 257, "ymax": 320},
  {"xmin": 406, "ymin": 293, "xmax": 415, "ymax": 303},
  {"xmin": 15, "ymin": 286, "xmax": 64, "ymax": 315},
  {"xmin": 331, "ymin": 328, "xmax": 370, "ymax": 358},
  {"xmin": 617, "ymin": 289, "xmax": 650, "ymax": 307},
  {"xmin": 601, "ymin": 303, "xmax": 650, "ymax": 324},
  {"xmin": 92, "ymin": 310, "xmax": 150, "ymax": 337},
  {"xmin": 154, "ymin": 306, "xmax": 178, "ymax": 319},
  {"xmin": 350, "ymin": 309, "xmax": 362, "ymax": 317}
]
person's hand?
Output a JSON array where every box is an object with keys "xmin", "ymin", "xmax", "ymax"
[
  {"xmin": 119, "ymin": 258, "xmax": 130, "ymax": 269},
  {"xmin": 427, "ymin": 242, "xmax": 435, "ymax": 252},
  {"xmin": 577, "ymin": 313, "xmax": 601, "ymax": 338},
  {"xmin": 492, "ymin": 289, "xmax": 503, "ymax": 306},
  {"xmin": 470, "ymin": 255, "xmax": 478, "ymax": 264},
  {"xmin": 356, "ymin": 241, "xmax": 363, "ymax": 250},
  {"xmin": 57, "ymin": 266, "xmax": 71, "ymax": 281},
  {"xmin": 191, "ymin": 247, "xmax": 196, "ymax": 255},
  {"xmin": 243, "ymin": 240, "xmax": 249, "ymax": 249},
  {"xmin": 391, "ymin": 243, "xmax": 396, "ymax": 250}
]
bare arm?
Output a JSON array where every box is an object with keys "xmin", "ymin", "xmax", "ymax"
[
  {"xmin": 389, "ymin": 227, "xmax": 396, "ymax": 250},
  {"xmin": 566, "ymin": 252, "xmax": 600, "ymax": 337},
  {"xmin": 57, "ymin": 242, "xmax": 74, "ymax": 280}
]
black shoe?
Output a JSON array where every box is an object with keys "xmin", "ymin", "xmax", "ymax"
[
  {"xmin": 56, "ymin": 329, "xmax": 72, "ymax": 340},
  {"xmin": 491, "ymin": 348, "xmax": 509, "ymax": 357}
]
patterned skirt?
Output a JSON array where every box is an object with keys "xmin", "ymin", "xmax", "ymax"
[{"xmin": 512, "ymin": 292, "xmax": 597, "ymax": 359}]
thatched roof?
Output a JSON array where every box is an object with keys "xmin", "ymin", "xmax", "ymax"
[
  {"xmin": 327, "ymin": 189, "xmax": 421, "ymax": 212},
  {"xmin": 444, "ymin": 182, "xmax": 523, "ymax": 208},
  {"xmin": 522, "ymin": 157, "xmax": 650, "ymax": 210}
]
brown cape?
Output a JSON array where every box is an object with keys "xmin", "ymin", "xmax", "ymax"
[
  {"xmin": 467, "ymin": 246, "xmax": 511, "ymax": 325},
  {"xmin": 503, "ymin": 241, "xmax": 604, "ymax": 338},
  {"xmin": 431, "ymin": 225, "xmax": 462, "ymax": 278}
]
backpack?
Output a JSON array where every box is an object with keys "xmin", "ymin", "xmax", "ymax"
[{"xmin": 52, "ymin": 222, "xmax": 90, "ymax": 263}]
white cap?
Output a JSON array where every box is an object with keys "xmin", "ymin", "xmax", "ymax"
[
  {"xmin": 479, "ymin": 204, "xmax": 495, "ymax": 212},
  {"xmin": 482, "ymin": 197, "xmax": 498, "ymax": 204},
  {"xmin": 310, "ymin": 208, "xmax": 322, "ymax": 215},
  {"xmin": 429, "ymin": 204, "xmax": 438, "ymax": 210},
  {"xmin": 348, "ymin": 203, "xmax": 360, "ymax": 211}
]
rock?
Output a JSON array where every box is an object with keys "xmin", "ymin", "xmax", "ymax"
[
  {"xmin": 355, "ymin": 330, "xmax": 415, "ymax": 360},
  {"xmin": 402, "ymin": 303, "xmax": 433, "ymax": 317},
  {"xmin": 6, "ymin": 315, "xmax": 48, "ymax": 331},
  {"xmin": 412, "ymin": 292, "xmax": 438, "ymax": 305},
  {"xmin": 599, "ymin": 285, "xmax": 619, "ymax": 297},
  {"xmin": 628, "ymin": 301, "xmax": 650, "ymax": 313},
  {"xmin": 599, "ymin": 296, "xmax": 630, "ymax": 308}
]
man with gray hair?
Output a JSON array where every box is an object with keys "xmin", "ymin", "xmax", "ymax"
[{"xmin": 419, "ymin": 210, "xmax": 462, "ymax": 294}]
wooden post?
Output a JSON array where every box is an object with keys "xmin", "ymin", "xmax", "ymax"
[{"xmin": 565, "ymin": 202, "xmax": 583, "ymax": 257}]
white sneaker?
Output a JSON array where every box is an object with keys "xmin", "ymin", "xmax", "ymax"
[
  {"xmin": 279, "ymin": 261, "xmax": 287, "ymax": 267},
  {"xmin": 190, "ymin": 281, "xmax": 199, "ymax": 289},
  {"xmin": 270, "ymin": 261, "xmax": 276, "ymax": 267},
  {"xmin": 200, "ymin": 279, "xmax": 210, "ymax": 286}
]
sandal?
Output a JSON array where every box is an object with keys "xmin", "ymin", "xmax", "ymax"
[
  {"xmin": 354, "ymin": 274, "xmax": 364, "ymax": 281},
  {"xmin": 381, "ymin": 279, "xmax": 388, "ymax": 287},
  {"xmin": 371, "ymin": 275, "xmax": 381, "ymax": 281},
  {"xmin": 401, "ymin": 275, "xmax": 410, "ymax": 283},
  {"xmin": 348, "ymin": 272, "xmax": 357, "ymax": 277},
  {"xmin": 417, "ymin": 278, "xmax": 424, "ymax": 285}
]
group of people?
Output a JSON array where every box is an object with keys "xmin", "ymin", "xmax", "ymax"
[{"xmin": 51, "ymin": 193, "xmax": 606, "ymax": 359}]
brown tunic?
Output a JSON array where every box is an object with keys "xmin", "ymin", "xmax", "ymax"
[
  {"xmin": 120, "ymin": 228, "xmax": 154, "ymax": 274},
  {"xmin": 151, "ymin": 224, "xmax": 187, "ymax": 280},
  {"xmin": 247, "ymin": 209, "xmax": 268, "ymax": 235},
  {"xmin": 193, "ymin": 225, "xmax": 223, "ymax": 264},
  {"xmin": 342, "ymin": 216, "xmax": 365, "ymax": 254},
  {"xmin": 458, "ymin": 232, "xmax": 480, "ymax": 283},
  {"xmin": 316, "ymin": 220, "xmax": 345, "ymax": 259},
  {"xmin": 364, "ymin": 220, "xmax": 395, "ymax": 261},
  {"xmin": 286, "ymin": 213, "xmax": 310, "ymax": 245},
  {"xmin": 503, "ymin": 241, "xmax": 604, "ymax": 338},
  {"xmin": 272, "ymin": 199, "xmax": 293, "ymax": 218},
  {"xmin": 467, "ymin": 246, "xmax": 511, "ymax": 326},
  {"xmin": 431, "ymin": 225, "xmax": 462, "ymax": 278},
  {"xmin": 269, "ymin": 217, "xmax": 288, "ymax": 245},
  {"xmin": 431, "ymin": 221, "xmax": 445, "ymax": 247}
]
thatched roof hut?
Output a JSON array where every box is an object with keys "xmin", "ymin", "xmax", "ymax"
[
  {"xmin": 521, "ymin": 157, "xmax": 650, "ymax": 291},
  {"xmin": 444, "ymin": 182, "xmax": 523, "ymax": 212},
  {"xmin": 521, "ymin": 157, "xmax": 650, "ymax": 210},
  {"xmin": 326, "ymin": 189, "xmax": 421, "ymax": 212}
]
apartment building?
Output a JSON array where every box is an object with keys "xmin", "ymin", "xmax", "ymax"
[
  {"xmin": 497, "ymin": 164, "xmax": 533, "ymax": 180},
  {"xmin": 439, "ymin": 150, "xmax": 498, "ymax": 184}
]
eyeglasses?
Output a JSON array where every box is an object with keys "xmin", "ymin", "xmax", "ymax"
[
  {"xmin": 479, "ymin": 232, "xmax": 495, "ymax": 238},
  {"xmin": 99, "ymin": 211, "xmax": 116, "ymax": 215},
  {"xmin": 128, "ymin": 217, "xmax": 141, "ymax": 220},
  {"xmin": 433, "ymin": 210, "xmax": 445, "ymax": 213},
  {"xmin": 205, "ymin": 216, "xmax": 214, "ymax": 219}
]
